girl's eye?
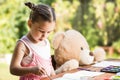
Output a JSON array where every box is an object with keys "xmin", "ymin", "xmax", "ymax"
[
  {"xmin": 47, "ymin": 31, "xmax": 51, "ymax": 33},
  {"xmin": 38, "ymin": 29, "xmax": 51, "ymax": 34},
  {"xmin": 38, "ymin": 30, "xmax": 44, "ymax": 33}
]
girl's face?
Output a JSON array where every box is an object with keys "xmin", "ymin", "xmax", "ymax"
[{"xmin": 28, "ymin": 20, "xmax": 55, "ymax": 43}]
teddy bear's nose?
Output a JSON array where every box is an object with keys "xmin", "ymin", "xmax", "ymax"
[{"xmin": 90, "ymin": 52, "xmax": 94, "ymax": 56}]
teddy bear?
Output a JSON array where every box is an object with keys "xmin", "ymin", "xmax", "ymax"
[{"xmin": 52, "ymin": 29, "xmax": 106, "ymax": 74}]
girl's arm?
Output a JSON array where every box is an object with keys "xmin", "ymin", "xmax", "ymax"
[{"xmin": 10, "ymin": 41, "xmax": 44, "ymax": 76}]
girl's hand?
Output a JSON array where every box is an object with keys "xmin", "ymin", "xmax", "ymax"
[{"xmin": 31, "ymin": 66, "xmax": 46, "ymax": 76}]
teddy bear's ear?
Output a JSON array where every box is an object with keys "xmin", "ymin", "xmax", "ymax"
[{"xmin": 52, "ymin": 32, "xmax": 65, "ymax": 49}]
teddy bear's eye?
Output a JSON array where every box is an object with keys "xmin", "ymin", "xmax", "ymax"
[{"xmin": 81, "ymin": 47, "xmax": 83, "ymax": 50}]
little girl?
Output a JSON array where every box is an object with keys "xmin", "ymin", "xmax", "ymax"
[{"xmin": 10, "ymin": 2, "xmax": 56, "ymax": 80}]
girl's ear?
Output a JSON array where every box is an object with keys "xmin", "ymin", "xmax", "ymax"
[{"xmin": 28, "ymin": 19, "xmax": 32, "ymax": 28}]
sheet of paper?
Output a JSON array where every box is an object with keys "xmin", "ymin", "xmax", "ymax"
[
  {"xmin": 53, "ymin": 70, "xmax": 104, "ymax": 80},
  {"xmin": 92, "ymin": 61, "xmax": 120, "ymax": 67}
]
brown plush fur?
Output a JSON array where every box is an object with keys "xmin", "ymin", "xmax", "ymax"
[
  {"xmin": 93, "ymin": 47, "xmax": 106, "ymax": 62},
  {"xmin": 52, "ymin": 29, "xmax": 106, "ymax": 74},
  {"xmin": 52, "ymin": 30, "xmax": 90, "ymax": 66}
]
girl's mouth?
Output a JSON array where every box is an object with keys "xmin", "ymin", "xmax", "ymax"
[{"xmin": 39, "ymin": 39, "xmax": 42, "ymax": 41}]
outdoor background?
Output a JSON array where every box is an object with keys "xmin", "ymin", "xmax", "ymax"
[{"xmin": 0, "ymin": 0, "xmax": 120, "ymax": 80}]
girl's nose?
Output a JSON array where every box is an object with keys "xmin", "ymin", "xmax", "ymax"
[{"xmin": 42, "ymin": 32, "xmax": 48, "ymax": 38}]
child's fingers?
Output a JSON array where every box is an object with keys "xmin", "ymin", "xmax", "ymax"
[
  {"xmin": 38, "ymin": 70, "xmax": 44, "ymax": 75},
  {"xmin": 36, "ymin": 67, "xmax": 46, "ymax": 75},
  {"xmin": 37, "ymin": 64, "xmax": 46, "ymax": 74},
  {"xmin": 40, "ymin": 67, "xmax": 46, "ymax": 74}
]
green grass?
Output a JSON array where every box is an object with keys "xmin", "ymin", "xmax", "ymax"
[{"xmin": 0, "ymin": 63, "xmax": 19, "ymax": 80}]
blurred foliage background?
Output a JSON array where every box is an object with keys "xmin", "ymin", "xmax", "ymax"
[
  {"xmin": 0, "ymin": 0, "xmax": 120, "ymax": 80},
  {"xmin": 0, "ymin": 0, "xmax": 120, "ymax": 55}
]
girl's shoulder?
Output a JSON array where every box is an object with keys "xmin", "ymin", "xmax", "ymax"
[
  {"xmin": 16, "ymin": 40, "xmax": 26, "ymax": 51},
  {"xmin": 16, "ymin": 35, "xmax": 28, "ymax": 48},
  {"xmin": 16, "ymin": 40, "xmax": 26, "ymax": 49},
  {"xmin": 15, "ymin": 38, "xmax": 30, "ymax": 56}
]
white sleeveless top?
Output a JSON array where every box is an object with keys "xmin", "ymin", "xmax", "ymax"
[{"xmin": 21, "ymin": 36, "xmax": 51, "ymax": 59}]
